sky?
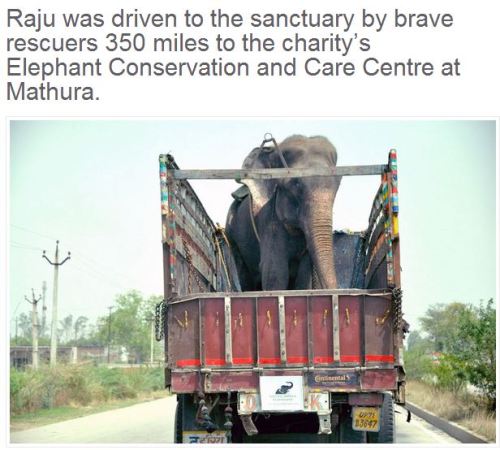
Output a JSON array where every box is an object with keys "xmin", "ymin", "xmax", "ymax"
[{"xmin": 8, "ymin": 119, "xmax": 497, "ymax": 336}]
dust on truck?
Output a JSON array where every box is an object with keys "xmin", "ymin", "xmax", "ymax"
[{"xmin": 155, "ymin": 147, "xmax": 406, "ymax": 444}]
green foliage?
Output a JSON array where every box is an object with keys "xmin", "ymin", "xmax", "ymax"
[
  {"xmin": 404, "ymin": 331, "xmax": 434, "ymax": 380},
  {"xmin": 432, "ymin": 353, "xmax": 468, "ymax": 392},
  {"xmin": 454, "ymin": 299, "xmax": 496, "ymax": 409},
  {"xmin": 413, "ymin": 299, "xmax": 496, "ymax": 410},
  {"xmin": 419, "ymin": 302, "xmax": 472, "ymax": 353},
  {"xmin": 92, "ymin": 290, "xmax": 162, "ymax": 363},
  {"xmin": 10, "ymin": 365, "xmax": 164, "ymax": 415}
]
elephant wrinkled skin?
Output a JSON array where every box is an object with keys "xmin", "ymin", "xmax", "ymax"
[{"xmin": 225, "ymin": 135, "xmax": 341, "ymax": 291}]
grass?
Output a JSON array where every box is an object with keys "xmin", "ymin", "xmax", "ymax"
[
  {"xmin": 406, "ymin": 379, "xmax": 496, "ymax": 442},
  {"xmin": 10, "ymin": 364, "xmax": 168, "ymax": 432},
  {"xmin": 10, "ymin": 390, "xmax": 169, "ymax": 432}
]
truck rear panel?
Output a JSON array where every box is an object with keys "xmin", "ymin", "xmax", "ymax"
[
  {"xmin": 168, "ymin": 290, "xmax": 397, "ymax": 395},
  {"xmin": 159, "ymin": 150, "xmax": 403, "ymax": 391}
]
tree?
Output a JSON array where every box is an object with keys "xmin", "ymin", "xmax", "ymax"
[
  {"xmin": 404, "ymin": 331, "xmax": 434, "ymax": 380},
  {"xmin": 15, "ymin": 313, "xmax": 32, "ymax": 344},
  {"xmin": 419, "ymin": 302, "xmax": 472, "ymax": 352},
  {"xmin": 454, "ymin": 299, "xmax": 496, "ymax": 410},
  {"xmin": 73, "ymin": 316, "xmax": 89, "ymax": 344},
  {"xmin": 94, "ymin": 291, "xmax": 162, "ymax": 363},
  {"xmin": 58, "ymin": 314, "xmax": 74, "ymax": 344},
  {"xmin": 418, "ymin": 300, "xmax": 496, "ymax": 407}
]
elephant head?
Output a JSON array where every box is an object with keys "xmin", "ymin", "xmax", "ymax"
[{"xmin": 241, "ymin": 135, "xmax": 341, "ymax": 289}]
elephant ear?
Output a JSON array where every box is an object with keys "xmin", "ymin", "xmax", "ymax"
[{"xmin": 241, "ymin": 146, "xmax": 277, "ymax": 216}]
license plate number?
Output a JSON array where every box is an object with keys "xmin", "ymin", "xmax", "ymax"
[
  {"xmin": 182, "ymin": 431, "xmax": 227, "ymax": 444},
  {"xmin": 352, "ymin": 406, "xmax": 380, "ymax": 432}
]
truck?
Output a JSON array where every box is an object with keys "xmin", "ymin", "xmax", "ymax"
[{"xmin": 155, "ymin": 142, "xmax": 406, "ymax": 443}]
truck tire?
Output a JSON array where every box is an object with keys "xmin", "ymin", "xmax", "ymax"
[
  {"xmin": 367, "ymin": 393, "xmax": 395, "ymax": 443},
  {"xmin": 174, "ymin": 396, "xmax": 183, "ymax": 443}
]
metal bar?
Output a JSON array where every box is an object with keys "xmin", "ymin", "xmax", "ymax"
[
  {"xmin": 361, "ymin": 296, "xmax": 366, "ymax": 366},
  {"xmin": 332, "ymin": 295, "xmax": 340, "ymax": 362},
  {"xmin": 278, "ymin": 296, "xmax": 287, "ymax": 364},
  {"xmin": 199, "ymin": 299, "xmax": 205, "ymax": 367},
  {"xmin": 169, "ymin": 164, "xmax": 386, "ymax": 180},
  {"xmin": 224, "ymin": 297, "xmax": 233, "ymax": 365},
  {"xmin": 255, "ymin": 297, "xmax": 260, "ymax": 368},
  {"xmin": 168, "ymin": 288, "xmax": 392, "ymax": 304},
  {"xmin": 307, "ymin": 296, "xmax": 314, "ymax": 368}
]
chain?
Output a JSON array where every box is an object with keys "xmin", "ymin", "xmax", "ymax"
[
  {"xmin": 155, "ymin": 300, "xmax": 166, "ymax": 341},
  {"xmin": 392, "ymin": 287, "xmax": 403, "ymax": 332}
]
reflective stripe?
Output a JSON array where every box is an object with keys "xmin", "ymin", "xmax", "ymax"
[
  {"xmin": 365, "ymin": 354, "xmax": 394, "ymax": 363},
  {"xmin": 177, "ymin": 359, "xmax": 201, "ymax": 367}
]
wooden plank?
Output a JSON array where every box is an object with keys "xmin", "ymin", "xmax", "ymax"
[
  {"xmin": 332, "ymin": 295, "xmax": 340, "ymax": 362},
  {"xmin": 170, "ymin": 165, "xmax": 386, "ymax": 180},
  {"xmin": 224, "ymin": 297, "xmax": 233, "ymax": 365},
  {"xmin": 278, "ymin": 296, "xmax": 287, "ymax": 364}
]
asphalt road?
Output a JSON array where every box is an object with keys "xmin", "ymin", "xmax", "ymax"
[{"xmin": 10, "ymin": 396, "xmax": 460, "ymax": 444}]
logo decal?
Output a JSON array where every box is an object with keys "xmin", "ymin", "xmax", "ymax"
[{"xmin": 275, "ymin": 381, "xmax": 294, "ymax": 394}]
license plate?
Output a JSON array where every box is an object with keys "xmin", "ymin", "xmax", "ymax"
[
  {"xmin": 182, "ymin": 431, "xmax": 227, "ymax": 444},
  {"xmin": 352, "ymin": 406, "xmax": 380, "ymax": 432}
]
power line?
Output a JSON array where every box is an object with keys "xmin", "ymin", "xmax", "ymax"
[
  {"xmin": 69, "ymin": 262, "xmax": 130, "ymax": 291},
  {"xmin": 10, "ymin": 241, "xmax": 44, "ymax": 251},
  {"xmin": 12, "ymin": 224, "xmax": 136, "ymax": 285},
  {"xmin": 11, "ymin": 224, "xmax": 57, "ymax": 241}
]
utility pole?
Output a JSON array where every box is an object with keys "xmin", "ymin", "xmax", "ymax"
[
  {"xmin": 43, "ymin": 241, "xmax": 71, "ymax": 367},
  {"xmin": 25, "ymin": 289, "xmax": 41, "ymax": 369},
  {"xmin": 107, "ymin": 306, "xmax": 114, "ymax": 364},
  {"xmin": 41, "ymin": 281, "xmax": 47, "ymax": 336}
]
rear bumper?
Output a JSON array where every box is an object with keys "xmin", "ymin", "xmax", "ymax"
[{"xmin": 171, "ymin": 367, "xmax": 397, "ymax": 394}]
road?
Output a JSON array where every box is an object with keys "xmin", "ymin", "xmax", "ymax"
[{"xmin": 11, "ymin": 396, "xmax": 459, "ymax": 444}]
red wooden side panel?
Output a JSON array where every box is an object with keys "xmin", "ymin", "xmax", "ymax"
[
  {"xmin": 231, "ymin": 297, "xmax": 256, "ymax": 365},
  {"xmin": 285, "ymin": 296, "xmax": 308, "ymax": 365},
  {"xmin": 170, "ymin": 300, "xmax": 200, "ymax": 367},
  {"xmin": 339, "ymin": 296, "xmax": 361, "ymax": 364},
  {"xmin": 203, "ymin": 298, "xmax": 225, "ymax": 366},
  {"xmin": 311, "ymin": 296, "xmax": 333, "ymax": 364},
  {"xmin": 257, "ymin": 297, "xmax": 280, "ymax": 365},
  {"xmin": 361, "ymin": 369, "xmax": 397, "ymax": 390},
  {"xmin": 171, "ymin": 371, "xmax": 200, "ymax": 393},
  {"xmin": 364, "ymin": 296, "xmax": 394, "ymax": 365}
]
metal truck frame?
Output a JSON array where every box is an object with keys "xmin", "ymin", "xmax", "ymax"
[{"xmin": 156, "ymin": 147, "xmax": 405, "ymax": 443}]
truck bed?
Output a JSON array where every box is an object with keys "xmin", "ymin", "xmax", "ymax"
[{"xmin": 159, "ymin": 150, "xmax": 403, "ymax": 397}]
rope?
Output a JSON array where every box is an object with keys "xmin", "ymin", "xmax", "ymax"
[{"xmin": 214, "ymin": 225, "xmax": 233, "ymax": 291}]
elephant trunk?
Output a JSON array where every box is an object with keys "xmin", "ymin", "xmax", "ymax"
[{"xmin": 303, "ymin": 189, "xmax": 337, "ymax": 289}]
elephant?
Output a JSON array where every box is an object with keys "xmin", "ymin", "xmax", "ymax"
[
  {"xmin": 225, "ymin": 135, "xmax": 341, "ymax": 291},
  {"xmin": 275, "ymin": 381, "xmax": 294, "ymax": 395}
]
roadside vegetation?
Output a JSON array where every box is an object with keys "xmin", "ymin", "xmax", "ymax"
[
  {"xmin": 10, "ymin": 290, "xmax": 169, "ymax": 431},
  {"xmin": 13, "ymin": 290, "xmax": 163, "ymax": 363},
  {"xmin": 10, "ymin": 364, "xmax": 167, "ymax": 430},
  {"xmin": 405, "ymin": 299, "xmax": 495, "ymax": 441}
]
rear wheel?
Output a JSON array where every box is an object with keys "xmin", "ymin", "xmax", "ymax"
[
  {"xmin": 367, "ymin": 393, "xmax": 395, "ymax": 443},
  {"xmin": 174, "ymin": 396, "xmax": 183, "ymax": 443}
]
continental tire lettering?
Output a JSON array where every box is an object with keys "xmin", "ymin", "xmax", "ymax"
[{"xmin": 314, "ymin": 374, "xmax": 350, "ymax": 382}]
